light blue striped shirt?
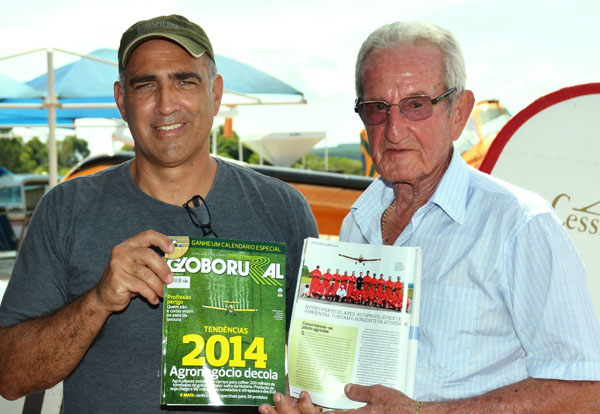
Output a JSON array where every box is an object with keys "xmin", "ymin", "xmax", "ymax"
[{"xmin": 340, "ymin": 150, "xmax": 600, "ymax": 401}]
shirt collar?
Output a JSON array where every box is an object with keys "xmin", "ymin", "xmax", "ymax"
[
  {"xmin": 351, "ymin": 149, "xmax": 469, "ymax": 239},
  {"xmin": 350, "ymin": 178, "xmax": 393, "ymax": 244},
  {"xmin": 427, "ymin": 149, "xmax": 469, "ymax": 225}
]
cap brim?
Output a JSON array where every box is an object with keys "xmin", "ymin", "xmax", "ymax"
[{"xmin": 120, "ymin": 33, "xmax": 208, "ymax": 69}]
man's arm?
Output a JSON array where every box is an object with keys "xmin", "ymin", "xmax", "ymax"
[
  {"xmin": 0, "ymin": 230, "xmax": 174, "ymax": 400},
  {"xmin": 337, "ymin": 379, "xmax": 600, "ymax": 414},
  {"xmin": 0, "ymin": 289, "xmax": 110, "ymax": 400},
  {"xmin": 259, "ymin": 379, "xmax": 600, "ymax": 414}
]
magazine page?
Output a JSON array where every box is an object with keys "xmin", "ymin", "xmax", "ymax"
[
  {"xmin": 288, "ymin": 237, "xmax": 422, "ymax": 410},
  {"xmin": 160, "ymin": 236, "xmax": 286, "ymax": 407}
]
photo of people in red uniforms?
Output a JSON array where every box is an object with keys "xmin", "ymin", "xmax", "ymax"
[
  {"xmin": 348, "ymin": 272, "xmax": 357, "ymax": 297},
  {"xmin": 394, "ymin": 276, "xmax": 404, "ymax": 300},
  {"xmin": 363, "ymin": 271, "xmax": 371, "ymax": 290},
  {"xmin": 312, "ymin": 278, "xmax": 327, "ymax": 299},
  {"xmin": 377, "ymin": 274, "xmax": 385, "ymax": 289},
  {"xmin": 385, "ymin": 276, "xmax": 394, "ymax": 290},
  {"xmin": 297, "ymin": 247, "xmax": 414, "ymax": 314},
  {"xmin": 309, "ymin": 265, "xmax": 322, "ymax": 296},
  {"xmin": 322, "ymin": 268, "xmax": 333, "ymax": 286}
]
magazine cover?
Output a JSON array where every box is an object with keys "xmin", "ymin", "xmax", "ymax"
[
  {"xmin": 160, "ymin": 236, "xmax": 286, "ymax": 407},
  {"xmin": 288, "ymin": 237, "xmax": 422, "ymax": 409}
]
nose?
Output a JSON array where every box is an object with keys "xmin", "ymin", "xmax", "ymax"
[
  {"xmin": 384, "ymin": 104, "xmax": 410, "ymax": 144},
  {"xmin": 156, "ymin": 83, "xmax": 179, "ymax": 115}
]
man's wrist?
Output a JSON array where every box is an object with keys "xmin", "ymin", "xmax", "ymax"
[{"xmin": 416, "ymin": 401, "xmax": 424, "ymax": 414}]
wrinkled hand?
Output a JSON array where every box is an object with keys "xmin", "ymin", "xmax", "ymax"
[
  {"xmin": 94, "ymin": 230, "xmax": 174, "ymax": 312},
  {"xmin": 328, "ymin": 384, "xmax": 418, "ymax": 414},
  {"xmin": 259, "ymin": 391, "xmax": 322, "ymax": 414}
]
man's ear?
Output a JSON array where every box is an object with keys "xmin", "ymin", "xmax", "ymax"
[
  {"xmin": 211, "ymin": 74, "xmax": 224, "ymax": 116},
  {"xmin": 114, "ymin": 81, "xmax": 127, "ymax": 122},
  {"xmin": 450, "ymin": 89, "xmax": 475, "ymax": 141}
]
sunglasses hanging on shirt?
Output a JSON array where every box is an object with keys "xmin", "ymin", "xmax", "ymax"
[{"xmin": 183, "ymin": 194, "xmax": 218, "ymax": 238}]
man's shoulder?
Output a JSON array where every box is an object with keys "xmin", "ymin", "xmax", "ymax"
[
  {"xmin": 216, "ymin": 158, "xmax": 305, "ymax": 198},
  {"xmin": 467, "ymin": 166, "xmax": 554, "ymax": 217},
  {"xmin": 44, "ymin": 161, "xmax": 130, "ymax": 205},
  {"xmin": 217, "ymin": 157, "xmax": 281, "ymax": 183}
]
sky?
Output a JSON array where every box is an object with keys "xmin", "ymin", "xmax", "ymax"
[{"xmin": 0, "ymin": 0, "xmax": 598, "ymax": 154}]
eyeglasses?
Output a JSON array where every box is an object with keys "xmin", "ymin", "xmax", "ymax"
[
  {"xmin": 183, "ymin": 195, "xmax": 218, "ymax": 238},
  {"xmin": 354, "ymin": 88, "xmax": 456, "ymax": 125}
]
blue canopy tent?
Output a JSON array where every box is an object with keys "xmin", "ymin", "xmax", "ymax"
[
  {"xmin": 0, "ymin": 97, "xmax": 118, "ymax": 126},
  {"xmin": 0, "ymin": 48, "xmax": 122, "ymax": 185},
  {"xmin": 0, "ymin": 73, "xmax": 42, "ymax": 99},
  {"xmin": 216, "ymin": 54, "xmax": 304, "ymax": 98},
  {"xmin": 0, "ymin": 49, "xmax": 124, "ymax": 131},
  {"xmin": 0, "ymin": 48, "xmax": 306, "ymax": 185}
]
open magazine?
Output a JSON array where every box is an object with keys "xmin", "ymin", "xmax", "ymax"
[
  {"xmin": 288, "ymin": 237, "xmax": 422, "ymax": 409},
  {"xmin": 160, "ymin": 236, "xmax": 287, "ymax": 407}
]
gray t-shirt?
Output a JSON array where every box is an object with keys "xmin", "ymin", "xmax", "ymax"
[{"xmin": 0, "ymin": 158, "xmax": 318, "ymax": 413}]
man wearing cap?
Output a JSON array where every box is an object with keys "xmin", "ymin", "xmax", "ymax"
[{"xmin": 0, "ymin": 15, "xmax": 318, "ymax": 413}]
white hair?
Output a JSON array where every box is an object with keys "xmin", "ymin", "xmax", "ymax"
[{"xmin": 355, "ymin": 21, "xmax": 466, "ymax": 107}]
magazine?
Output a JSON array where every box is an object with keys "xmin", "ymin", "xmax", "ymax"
[
  {"xmin": 160, "ymin": 236, "xmax": 287, "ymax": 407},
  {"xmin": 288, "ymin": 237, "xmax": 422, "ymax": 409}
]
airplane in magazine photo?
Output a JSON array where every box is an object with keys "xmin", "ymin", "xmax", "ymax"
[
  {"xmin": 202, "ymin": 300, "xmax": 257, "ymax": 314},
  {"xmin": 338, "ymin": 253, "xmax": 381, "ymax": 265}
]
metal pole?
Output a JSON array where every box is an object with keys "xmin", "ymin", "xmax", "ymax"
[
  {"xmin": 324, "ymin": 135, "xmax": 329, "ymax": 172},
  {"xmin": 259, "ymin": 139, "xmax": 263, "ymax": 165},
  {"xmin": 46, "ymin": 49, "xmax": 58, "ymax": 187}
]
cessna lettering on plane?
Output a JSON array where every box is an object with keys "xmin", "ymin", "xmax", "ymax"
[{"xmin": 552, "ymin": 194, "xmax": 600, "ymax": 236}]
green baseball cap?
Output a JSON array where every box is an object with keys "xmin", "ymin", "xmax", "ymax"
[{"xmin": 118, "ymin": 14, "xmax": 214, "ymax": 70}]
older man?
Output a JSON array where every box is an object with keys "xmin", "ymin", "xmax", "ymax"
[
  {"xmin": 261, "ymin": 21, "xmax": 600, "ymax": 414},
  {"xmin": 0, "ymin": 15, "xmax": 318, "ymax": 413}
]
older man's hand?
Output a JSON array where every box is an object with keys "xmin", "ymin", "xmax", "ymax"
[
  {"xmin": 328, "ymin": 384, "xmax": 419, "ymax": 414},
  {"xmin": 259, "ymin": 391, "xmax": 322, "ymax": 414}
]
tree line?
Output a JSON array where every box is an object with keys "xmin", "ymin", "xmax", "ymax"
[
  {"xmin": 0, "ymin": 125, "xmax": 362, "ymax": 176},
  {"xmin": 212, "ymin": 126, "xmax": 363, "ymax": 175},
  {"xmin": 0, "ymin": 133, "xmax": 90, "ymax": 176}
]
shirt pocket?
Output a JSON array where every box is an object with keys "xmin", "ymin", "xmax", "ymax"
[{"xmin": 419, "ymin": 283, "xmax": 480, "ymax": 373}]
